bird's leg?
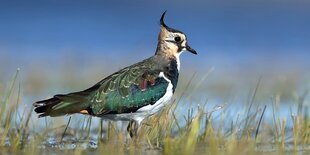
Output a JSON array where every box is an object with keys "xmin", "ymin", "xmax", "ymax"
[{"xmin": 127, "ymin": 120, "xmax": 139, "ymax": 138}]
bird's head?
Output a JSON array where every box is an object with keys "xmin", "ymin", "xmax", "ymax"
[{"xmin": 156, "ymin": 11, "xmax": 197, "ymax": 57}]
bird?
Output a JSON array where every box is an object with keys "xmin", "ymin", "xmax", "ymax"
[{"xmin": 33, "ymin": 11, "xmax": 197, "ymax": 137}]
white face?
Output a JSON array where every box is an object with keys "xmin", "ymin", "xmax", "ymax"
[
  {"xmin": 158, "ymin": 25, "xmax": 197, "ymax": 56},
  {"xmin": 164, "ymin": 32, "xmax": 187, "ymax": 51}
]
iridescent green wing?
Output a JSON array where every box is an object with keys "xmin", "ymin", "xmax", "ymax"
[{"xmin": 89, "ymin": 59, "xmax": 169, "ymax": 115}]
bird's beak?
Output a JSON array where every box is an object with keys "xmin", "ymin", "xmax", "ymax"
[{"xmin": 186, "ymin": 44, "xmax": 197, "ymax": 55}]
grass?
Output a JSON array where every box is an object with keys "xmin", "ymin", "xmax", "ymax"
[{"xmin": 0, "ymin": 69, "xmax": 310, "ymax": 155}]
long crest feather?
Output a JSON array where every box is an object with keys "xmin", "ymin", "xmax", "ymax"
[{"xmin": 160, "ymin": 11, "xmax": 168, "ymax": 28}]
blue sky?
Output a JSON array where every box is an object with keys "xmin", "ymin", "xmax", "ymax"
[{"xmin": 0, "ymin": 0, "xmax": 310, "ymax": 75}]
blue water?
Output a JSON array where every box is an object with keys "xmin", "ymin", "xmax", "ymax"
[{"xmin": 21, "ymin": 91, "xmax": 306, "ymax": 136}]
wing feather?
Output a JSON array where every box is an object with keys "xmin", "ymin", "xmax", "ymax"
[{"xmin": 88, "ymin": 59, "xmax": 168, "ymax": 115}]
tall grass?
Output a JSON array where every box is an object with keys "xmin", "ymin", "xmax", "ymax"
[{"xmin": 0, "ymin": 70, "xmax": 310, "ymax": 155}]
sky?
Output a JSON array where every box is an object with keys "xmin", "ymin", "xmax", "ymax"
[{"xmin": 0, "ymin": 0, "xmax": 310, "ymax": 78}]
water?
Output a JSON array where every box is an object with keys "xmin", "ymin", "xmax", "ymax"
[{"xmin": 13, "ymin": 92, "xmax": 305, "ymax": 149}]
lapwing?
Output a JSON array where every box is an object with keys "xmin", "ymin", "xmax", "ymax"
[{"xmin": 33, "ymin": 11, "xmax": 197, "ymax": 137}]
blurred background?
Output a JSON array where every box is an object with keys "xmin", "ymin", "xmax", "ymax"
[{"xmin": 0, "ymin": 0, "xmax": 309, "ymax": 107}]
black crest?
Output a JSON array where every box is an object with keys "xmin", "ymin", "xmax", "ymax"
[
  {"xmin": 159, "ymin": 11, "xmax": 183, "ymax": 34},
  {"xmin": 160, "ymin": 11, "xmax": 167, "ymax": 28}
]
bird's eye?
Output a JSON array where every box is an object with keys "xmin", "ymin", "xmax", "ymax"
[{"xmin": 174, "ymin": 36, "xmax": 181, "ymax": 42}]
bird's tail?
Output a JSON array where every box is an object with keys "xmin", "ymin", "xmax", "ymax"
[{"xmin": 33, "ymin": 93, "xmax": 91, "ymax": 117}]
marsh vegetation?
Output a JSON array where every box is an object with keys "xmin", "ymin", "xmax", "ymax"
[{"xmin": 0, "ymin": 66, "xmax": 309, "ymax": 155}]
